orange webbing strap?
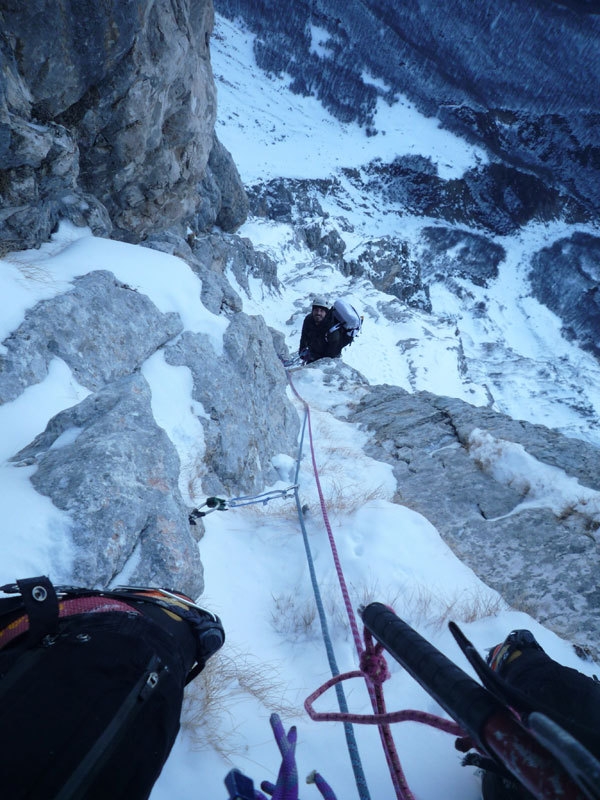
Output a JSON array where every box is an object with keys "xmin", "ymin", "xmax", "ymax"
[{"xmin": 0, "ymin": 596, "xmax": 139, "ymax": 650}]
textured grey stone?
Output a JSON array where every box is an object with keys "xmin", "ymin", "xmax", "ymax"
[
  {"xmin": 201, "ymin": 134, "xmax": 249, "ymax": 232},
  {"xmin": 0, "ymin": 270, "xmax": 183, "ymax": 403},
  {"xmin": 2, "ymin": 248, "xmax": 300, "ymax": 597},
  {"xmin": 191, "ymin": 230, "xmax": 280, "ymax": 299},
  {"xmin": 165, "ymin": 314, "xmax": 299, "ymax": 494},
  {"xmin": 12, "ymin": 374, "xmax": 204, "ymax": 596},
  {"xmin": 142, "ymin": 230, "xmax": 245, "ymax": 316},
  {"xmin": 0, "ymin": 0, "xmax": 247, "ymax": 247},
  {"xmin": 72, "ymin": 0, "xmax": 217, "ymax": 239},
  {"xmin": 348, "ymin": 384, "xmax": 600, "ymax": 654}
]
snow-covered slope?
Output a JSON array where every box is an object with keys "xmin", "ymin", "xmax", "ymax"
[
  {"xmin": 1, "ymin": 11, "xmax": 600, "ymax": 800},
  {"xmin": 212, "ymin": 13, "xmax": 600, "ymax": 447},
  {"xmin": 3, "ymin": 223, "xmax": 598, "ymax": 800},
  {"xmin": 158, "ymin": 15, "xmax": 600, "ymax": 800}
]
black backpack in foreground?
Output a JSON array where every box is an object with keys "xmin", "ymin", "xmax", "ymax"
[{"xmin": 0, "ymin": 576, "xmax": 225, "ymax": 800}]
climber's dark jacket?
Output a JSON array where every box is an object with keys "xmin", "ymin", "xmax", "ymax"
[{"xmin": 299, "ymin": 309, "xmax": 344, "ymax": 363}]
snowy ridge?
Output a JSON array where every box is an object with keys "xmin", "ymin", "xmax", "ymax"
[
  {"xmin": 2, "ymin": 224, "xmax": 598, "ymax": 800},
  {"xmin": 212, "ymin": 13, "xmax": 600, "ymax": 447},
  {"xmin": 0, "ymin": 11, "xmax": 599, "ymax": 800}
]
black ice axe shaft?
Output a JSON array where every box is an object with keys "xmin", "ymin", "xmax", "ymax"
[{"xmin": 359, "ymin": 602, "xmax": 587, "ymax": 800}]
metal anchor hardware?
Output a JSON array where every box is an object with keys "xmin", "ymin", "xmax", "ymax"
[
  {"xmin": 31, "ymin": 585, "xmax": 48, "ymax": 602},
  {"xmin": 146, "ymin": 672, "xmax": 160, "ymax": 690}
]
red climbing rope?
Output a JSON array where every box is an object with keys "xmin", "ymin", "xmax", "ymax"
[
  {"xmin": 287, "ymin": 372, "xmax": 412, "ymax": 799},
  {"xmin": 287, "ymin": 370, "xmax": 468, "ymax": 800},
  {"xmin": 304, "ymin": 629, "xmax": 463, "ymax": 736}
]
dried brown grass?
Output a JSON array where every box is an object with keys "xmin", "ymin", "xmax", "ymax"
[
  {"xmin": 6, "ymin": 259, "xmax": 55, "ymax": 284},
  {"xmin": 180, "ymin": 645, "xmax": 298, "ymax": 759},
  {"xmin": 271, "ymin": 579, "xmax": 505, "ymax": 643}
]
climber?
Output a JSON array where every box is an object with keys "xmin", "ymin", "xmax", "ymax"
[
  {"xmin": 481, "ymin": 628, "xmax": 600, "ymax": 800},
  {"xmin": 298, "ymin": 296, "xmax": 345, "ymax": 364}
]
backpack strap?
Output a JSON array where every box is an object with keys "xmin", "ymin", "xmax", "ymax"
[
  {"xmin": 0, "ymin": 578, "xmax": 62, "ymax": 708},
  {"xmin": 0, "ymin": 588, "xmax": 138, "ymax": 652},
  {"xmin": 0, "ymin": 580, "xmax": 224, "ymax": 685},
  {"xmin": 16, "ymin": 576, "xmax": 59, "ymax": 646}
]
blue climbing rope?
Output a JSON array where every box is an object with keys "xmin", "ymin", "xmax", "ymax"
[{"xmin": 293, "ymin": 409, "xmax": 372, "ymax": 800}]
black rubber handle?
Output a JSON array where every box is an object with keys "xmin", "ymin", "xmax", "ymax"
[{"xmin": 360, "ymin": 602, "xmax": 504, "ymax": 747}]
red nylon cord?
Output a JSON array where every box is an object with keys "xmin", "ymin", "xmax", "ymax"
[{"xmin": 288, "ymin": 372, "xmax": 429, "ymax": 800}]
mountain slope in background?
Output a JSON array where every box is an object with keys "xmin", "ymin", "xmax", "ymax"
[
  {"xmin": 211, "ymin": 12, "xmax": 600, "ymax": 446},
  {"xmin": 1, "ymin": 5, "xmax": 600, "ymax": 799},
  {"xmin": 215, "ymin": 0, "xmax": 600, "ymax": 211}
]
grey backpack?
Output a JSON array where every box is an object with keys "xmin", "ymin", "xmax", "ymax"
[{"xmin": 330, "ymin": 299, "xmax": 362, "ymax": 345}]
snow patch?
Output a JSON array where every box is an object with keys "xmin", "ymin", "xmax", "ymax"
[
  {"xmin": 468, "ymin": 428, "xmax": 600, "ymax": 530},
  {"xmin": 309, "ymin": 24, "xmax": 334, "ymax": 58}
]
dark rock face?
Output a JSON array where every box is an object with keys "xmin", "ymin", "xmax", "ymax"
[
  {"xmin": 347, "ymin": 237, "xmax": 431, "ymax": 311},
  {"xmin": 200, "ymin": 135, "xmax": 250, "ymax": 232},
  {"xmin": 1, "ymin": 0, "xmax": 247, "ymax": 251},
  {"xmin": 4, "ymin": 2, "xmax": 141, "ymax": 119},
  {"xmin": 438, "ymin": 107, "xmax": 600, "ymax": 219},
  {"xmin": 530, "ymin": 233, "xmax": 600, "ymax": 358},
  {"xmin": 359, "ymin": 157, "xmax": 590, "ymax": 236},
  {"xmin": 419, "ymin": 227, "xmax": 505, "ymax": 288},
  {"xmin": 247, "ymin": 177, "xmax": 336, "ymax": 223}
]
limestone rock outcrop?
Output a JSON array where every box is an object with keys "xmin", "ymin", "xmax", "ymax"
[
  {"xmin": 348, "ymin": 382, "xmax": 600, "ymax": 654},
  {"xmin": 0, "ymin": 0, "xmax": 247, "ymax": 253},
  {"xmin": 4, "ymin": 238, "xmax": 298, "ymax": 596}
]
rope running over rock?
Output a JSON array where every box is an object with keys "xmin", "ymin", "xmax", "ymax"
[{"xmin": 286, "ymin": 369, "xmax": 466, "ymax": 800}]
